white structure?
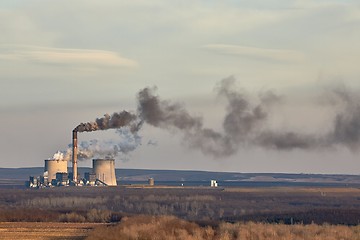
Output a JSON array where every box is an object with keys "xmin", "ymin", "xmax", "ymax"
[
  {"xmin": 148, "ymin": 177, "xmax": 155, "ymax": 186},
  {"xmin": 210, "ymin": 180, "xmax": 218, "ymax": 187}
]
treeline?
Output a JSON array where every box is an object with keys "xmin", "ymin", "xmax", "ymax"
[{"xmin": 0, "ymin": 208, "xmax": 114, "ymax": 223}]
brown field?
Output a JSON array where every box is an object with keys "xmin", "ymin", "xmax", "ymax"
[
  {"xmin": 0, "ymin": 222, "xmax": 105, "ymax": 240},
  {"xmin": 2, "ymin": 218, "xmax": 360, "ymax": 240},
  {"xmin": 0, "ymin": 186, "xmax": 359, "ymax": 225},
  {"xmin": 86, "ymin": 215, "xmax": 360, "ymax": 240}
]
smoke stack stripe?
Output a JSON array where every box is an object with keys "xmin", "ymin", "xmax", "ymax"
[{"xmin": 72, "ymin": 130, "xmax": 78, "ymax": 183}]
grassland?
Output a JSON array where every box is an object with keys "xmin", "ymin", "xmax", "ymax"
[
  {"xmin": 0, "ymin": 186, "xmax": 360, "ymax": 224},
  {"xmin": 0, "ymin": 186, "xmax": 359, "ymax": 239},
  {"xmin": 2, "ymin": 216, "xmax": 360, "ymax": 240},
  {"xmin": 0, "ymin": 222, "xmax": 103, "ymax": 240},
  {"xmin": 86, "ymin": 215, "xmax": 360, "ymax": 240}
]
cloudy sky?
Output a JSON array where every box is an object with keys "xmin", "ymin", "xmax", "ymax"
[{"xmin": 1, "ymin": 0, "xmax": 360, "ymax": 174}]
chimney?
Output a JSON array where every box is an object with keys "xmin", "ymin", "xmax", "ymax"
[{"xmin": 72, "ymin": 130, "xmax": 78, "ymax": 183}]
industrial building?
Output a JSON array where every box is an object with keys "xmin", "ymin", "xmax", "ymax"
[
  {"xmin": 26, "ymin": 158, "xmax": 117, "ymax": 188},
  {"xmin": 210, "ymin": 180, "xmax": 218, "ymax": 187},
  {"xmin": 26, "ymin": 129, "xmax": 119, "ymax": 188}
]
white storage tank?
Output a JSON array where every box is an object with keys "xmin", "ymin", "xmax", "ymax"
[
  {"xmin": 148, "ymin": 177, "xmax": 155, "ymax": 186},
  {"xmin": 44, "ymin": 159, "xmax": 68, "ymax": 182},
  {"xmin": 210, "ymin": 180, "xmax": 218, "ymax": 187},
  {"xmin": 93, "ymin": 159, "xmax": 117, "ymax": 186}
]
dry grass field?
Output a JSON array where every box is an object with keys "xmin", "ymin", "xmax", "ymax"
[
  {"xmin": 86, "ymin": 215, "xmax": 360, "ymax": 240},
  {"xmin": 1, "ymin": 217, "xmax": 359, "ymax": 240},
  {"xmin": 0, "ymin": 186, "xmax": 359, "ymax": 225},
  {"xmin": 0, "ymin": 186, "xmax": 360, "ymax": 239},
  {"xmin": 0, "ymin": 222, "xmax": 104, "ymax": 240}
]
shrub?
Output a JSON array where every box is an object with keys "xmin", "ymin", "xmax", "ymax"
[
  {"xmin": 86, "ymin": 209, "xmax": 111, "ymax": 223},
  {"xmin": 86, "ymin": 215, "xmax": 360, "ymax": 240},
  {"xmin": 86, "ymin": 215, "xmax": 214, "ymax": 240},
  {"xmin": 58, "ymin": 212, "xmax": 86, "ymax": 222}
]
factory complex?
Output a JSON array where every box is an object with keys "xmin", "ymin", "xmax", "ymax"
[
  {"xmin": 26, "ymin": 158, "xmax": 117, "ymax": 188},
  {"xmin": 25, "ymin": 130, "xmax": 218, "ymax": 188},
  {"xmin": 26, "ymin": 130, "xmax": 117, "ymax": 188}
]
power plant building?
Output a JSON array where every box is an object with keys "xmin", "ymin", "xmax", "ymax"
[
  {"xmin": 84, "ymin": 172, "xmax": 97, "ymax": 186},
  {"xmin": 26, "ymin": 130, "xmax": 119, "ymax": 188},
  {"xmin": 56, "ymin": 172, "xmax": 69, "ymax": 186}
]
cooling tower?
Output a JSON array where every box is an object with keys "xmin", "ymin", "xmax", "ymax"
[
  {"xmin": 92, "ymin": 159, "xmax": 117, "ymax": 186},
  {"xmin": 44, "ymin": 159, "xmax": 68, "ymax": 182}
]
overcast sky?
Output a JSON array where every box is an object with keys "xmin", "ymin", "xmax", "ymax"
[{"xmin": 1, "ymin": 0, "xmax": 360, "ymax": 174}]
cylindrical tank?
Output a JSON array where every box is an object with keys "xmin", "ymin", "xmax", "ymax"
[
  {"xmin": 148, "ymin": 178, "xmax": 154, "ymax": 186},
  {"xmin": 44, "ymin": 159, "xmax": 68, "ymax": 181},
  {"xmin": 93, "ymin": 159, "xmax": 117, "ymax": 186}
]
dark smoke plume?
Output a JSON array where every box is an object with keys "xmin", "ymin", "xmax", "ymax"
[
  {"xmin": 74, "ymin": 111, "xmax": 140, "ymax": 132},
  {"xmin": 58, "ymin": 76, "xmax": 360, "ymax": 161},
  {"xmin": 137, "ymin": 86, "xmax": 202, "ymax": 130},
  {"xmin": 244, "ymin": 83, "xmax": 360, "ymax": 151},
  {"xmin": 137, "ymin": 77, "xmax": 360, "ymax": 154},
  {"xmin": 216, "ymin": 77, "xmax": 267, "ymax": 142},
  {"xmin": 137, "ymin": 76, "xmax": 271, "ymax": 157},
  {"xmin": 328, "ymin": 86, "xmax": 360, "ymax": 150},
  {"xmin": 256, "ymin": 132, "xmax": 321, "ymax": 150},
  {"xmin": 66, "ymin": 111, "xmax": 142, "ymax": 161}
]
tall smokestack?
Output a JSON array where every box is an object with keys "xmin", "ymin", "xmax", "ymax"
[{"xmin": 72, "ymin": 130, "xmax": 78, "ymax": 183}]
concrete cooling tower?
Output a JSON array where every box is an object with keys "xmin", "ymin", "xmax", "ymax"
[
  {"xmin": 44, "ymin": 159, "xmax": 68, "ymax": 181},
  {"xmin": 93, "ymin": 159, "xmax": 117, "ymax": 186}
]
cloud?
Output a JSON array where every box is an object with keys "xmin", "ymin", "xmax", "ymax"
[
  {"xmin": 0, "ymin": 44, "xmax": 137, "ymax": 68},
  {"xmin": 203, "ymin": 44, "xmax": 305, "ymax": 63}
]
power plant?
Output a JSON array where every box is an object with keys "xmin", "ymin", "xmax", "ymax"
[
  {"xmin": 26, "ymin": 157, "xmax": 117, "ymax": 188},
  {"xmin": 26, "ymin": 130, "xmax": 118, "ymax": 188}
]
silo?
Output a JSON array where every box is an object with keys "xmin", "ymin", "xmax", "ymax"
[
  {"xmin": 148, "ymin": 177, "xmax": 155, "ymax": 186},
  {"xmin": 93, "ymin": 159, "xmax": 117, "ymax": 186},
  {"xmin": 44, "ymin": 159, "xmax": 68, "ymax": 182}
]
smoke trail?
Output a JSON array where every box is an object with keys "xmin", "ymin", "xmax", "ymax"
[
  {"xmin": 237, "ymin": 82, "xmax": 360, "ymax": 151},
  {"xmin": 63, "ymin": 76, "xmax": 278, "ymax": 160},
  {"xmin": 256, "ymin": 85, "xmax": 360, "ymax": 151},
  {"xmin": 70, "ymin": 110, "xmax": 142, "ymax": 160},
  {"xmin": 74, "ymin": 111, "xmax": 140, "ymax": 132},
  {"xmin": 256, "ymin": 132, "xmax": 321, "ymax": 150},
  {"xmin": 52, "ymin": 128, "xmax": 141, "ymax": 161},
  {"xmin": 137, "ymin": 76, "xmax": 272, "ymax": 157},
  {"xmin": 137, "ymin": 77, "xmax": 360, "ymax": 153},
  {"xmin": 328, "ymin": 86, "xmax": 360, "ymax": 150},
  {"xmin": 137, "ymin": 86, "xmax": 202, "ymax": 130},
  {"xmin": 77, "ymin": 133, "xmax": 141, "ymax": 160},
  {"xmin": 217, "ymin": 77, "xmax": 267, "ymax": 142},
  {"xmin": 52, "ymin": 76, "xmax": 360, "ymax": 161}
]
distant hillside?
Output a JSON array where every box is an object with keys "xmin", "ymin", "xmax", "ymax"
[
  {"xmin": 0, "ymin": 167, "xmax": 360, "ymax": 184},
  {"xmin": 0, "ymin": 168, "xmax": 44, "ymax": 180}
]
